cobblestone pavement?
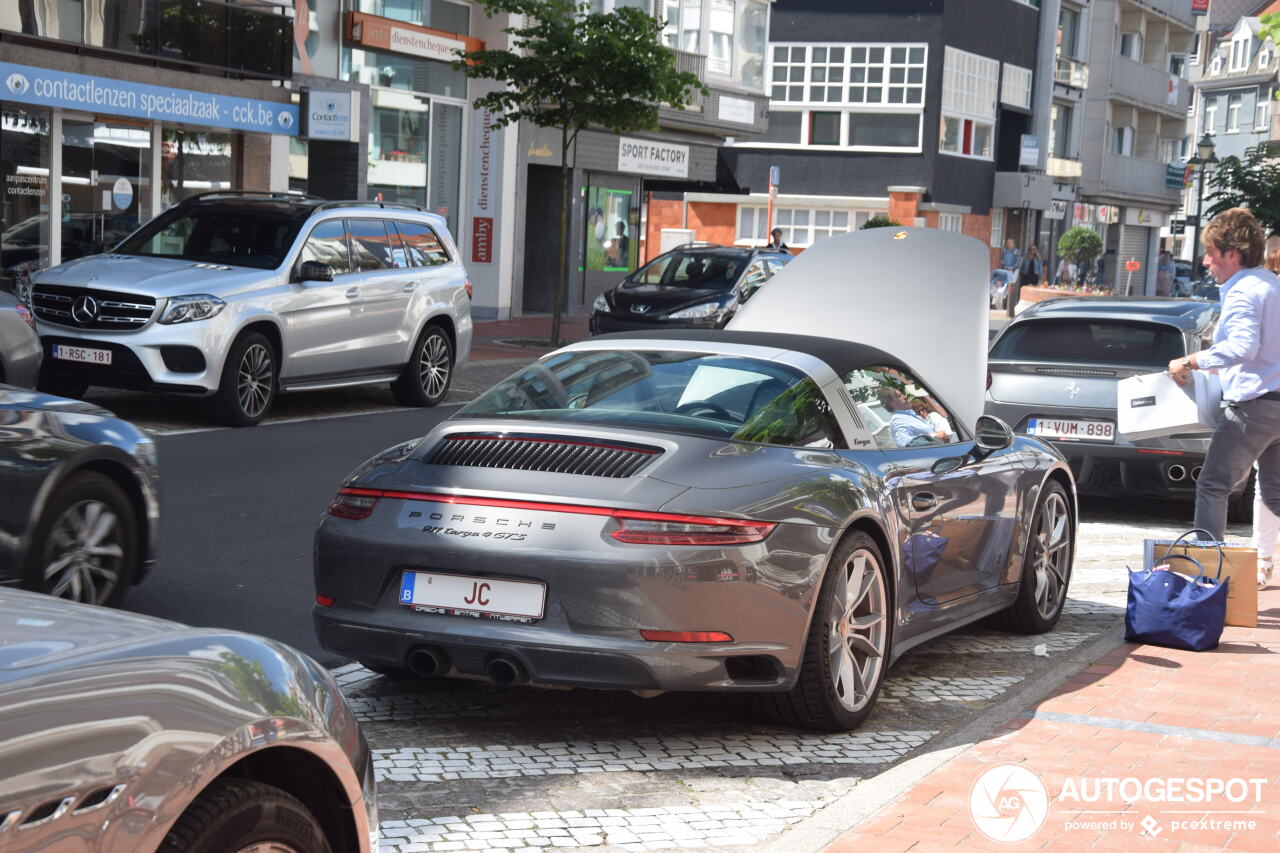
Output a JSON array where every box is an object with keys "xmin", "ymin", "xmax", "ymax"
[{"xmin": 338, "ymin": 498, "xmax": 1243, "ymax": 852}]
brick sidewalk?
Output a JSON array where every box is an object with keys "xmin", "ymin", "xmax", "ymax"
[
  {"xmin": 468, "ymin": 314, "xmax": 590, "ymax": 362},
  {"xmin": 827, "ymin": 586, "xmax": 1280, "ymax": 852}
]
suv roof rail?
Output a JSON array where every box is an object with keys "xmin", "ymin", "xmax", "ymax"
[
  {"xmin": 671, "ymin": 241, "xmax": 729, "ymax": 250},
  {"xmin": 311, "ymin": 200, "xmax": 428, "ymax": 213},
  {"xmin": 181, "ymin": 190, "xmax": 322, "ymax": 203}
]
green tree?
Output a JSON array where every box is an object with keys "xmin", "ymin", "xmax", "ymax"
[
  {"xmin": 860, "ymin": 215, "xmax": 901, "ymax": 229},
  {"xmin": 456, "ymin": 1, "xmax": 704, "ymax": 344},
  {"xmin": 1204, "ymin": 143, "xmax": 1280, "ymax": 235},
  {"xmin": 1057, "ymin": 226, "xmax": 1102, "ymax": 288}
]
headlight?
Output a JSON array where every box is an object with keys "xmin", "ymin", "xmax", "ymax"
[
  {"xmin": 592, "ymin": 294, "xmax": 610, "ymax": 313},
  {"xmin": 666, "ymin": 302, "xmax": 721, "ymax": 320},
  {"xmin": 159, "ymin": 294, "xmax": 226, "ymax": 324}
]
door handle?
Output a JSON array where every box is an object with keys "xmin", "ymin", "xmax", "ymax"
[
  {"xmin": 345, "ymin": 287, "xmax": 359, "ymax": 299},
  {"xmin": 911, "ymin": 492, "xmax": 938, "ymax": 511}
]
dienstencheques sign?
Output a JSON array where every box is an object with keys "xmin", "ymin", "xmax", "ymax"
[{"xmin": 1, "ymin": 62, "xmax": 299, "ymax": 136}]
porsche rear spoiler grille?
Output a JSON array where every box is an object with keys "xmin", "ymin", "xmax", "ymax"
[{"xmin": 426, "ymin": 434, "xmax": 662, "ymax": 478}]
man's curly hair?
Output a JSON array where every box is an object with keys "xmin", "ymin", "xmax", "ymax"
[{"xmin": 1202, "ymin": 207, "xmax": 1265, "ymax": 268}]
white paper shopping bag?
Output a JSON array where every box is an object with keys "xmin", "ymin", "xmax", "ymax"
[{"xmin": 1117, "ymin": 370, "xmax": 1222, "ymax": 441}]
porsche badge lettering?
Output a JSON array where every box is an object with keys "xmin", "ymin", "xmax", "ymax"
[{"xmin": 404, "ymin": 509, "xmax": 556, "ymax": 542}]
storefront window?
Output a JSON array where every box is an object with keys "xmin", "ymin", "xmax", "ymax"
[
  {"xmin": 1, "ymin": 105, "xmax": 51, "ymax": 291},
  {"xmin": 288, "ymin": 136, "xmax": 309, "ymax": 194},
  {"xmin": 369, "ymin": 91, "xmax": 430, "ymax": 207},
  {"xmin": 161, "ymin": 128, "xmax": 235, "ymax": 208},
  {"xmin": 61, "ymin": 120, "xmax": 151, "ymax": 262},
  {"xmin": 347, "ymin": 47, "xmax": 467, "ymax": 99},
  {"xmin": 585, "ymin": 181, "xmax": 639, "ymax": 273}
]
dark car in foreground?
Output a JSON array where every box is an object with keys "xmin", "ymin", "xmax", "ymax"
[
  {"xmin": 986, "ymin": 297, "xmax": 1249, "ymax": 518},
  {"xmin": 314, "ymin": 228, "xmax": 1077, "ymax": 732},
  {"xmin": 0, "ymin": 386, "xmax": 159, "ymax": 604},
  {"xmin": 0, "ymin": 588, "xmax": 377, "ymax": 853},
  {"xmin": 589, "ymin": 245, "xmax": 791, "ymax": 334}
]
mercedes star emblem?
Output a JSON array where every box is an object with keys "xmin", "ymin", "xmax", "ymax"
[
  {"xmin": 71, "ymin": 295, "xmax": 99, "ymax": 324},
  {"xmin": 1065, "ymin": 381, "xmax": 1081, "ymax": 400},
  {"xmin": 630, "ymin": 304, "xmax": 651, "ymax": 314}
]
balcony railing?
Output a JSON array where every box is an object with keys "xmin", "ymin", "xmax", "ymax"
[
  {"xmin": 1054, "ymin": 57, "xmax": 1089, "ymax": 89},
  {"xmin": 668, "ymin": 48, "xmax": 706, "ymax": 111},
  {"xmin": 1111, "ymin": 56, "xmax": 1191, "ymax": 115},
  {"xmin": 1099, "ymin": 153, "xmax": 1182, "ymax": 201},
  {"xmin": 4, "ymin": 0, "xmax": 292, "ymax": 80}
]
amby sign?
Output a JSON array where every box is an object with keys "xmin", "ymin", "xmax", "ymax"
[
  {"xmin": 470, "ymin": 108, "xmax": 497, "ymax": 264},
  {"xmin": 618, "ymin": 137, "xmax": 689, "ymax": 179}
]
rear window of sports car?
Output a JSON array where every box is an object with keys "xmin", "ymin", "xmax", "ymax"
[
  {"xmin": 458, "ymin": 350, "xmax": 844, "ymax": 448},
  {"xmin": 989, "ymin": 319, "xmax": 1185, "ymax": 369}
]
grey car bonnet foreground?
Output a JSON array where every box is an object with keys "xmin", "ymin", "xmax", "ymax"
[
  {"xmin": 0, "ymin": 291, "xmax": 40, "ymax": 390},
  {"xmin": 313, "ymin": 231, "xmax": 1076, "ymax": 732},
  {"xmin": 0, "ymin": 588, "xmax": 377, "ymax": 852}
]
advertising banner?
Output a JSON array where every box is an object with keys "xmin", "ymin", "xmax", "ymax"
[
  {"xmin": 0, "ymin": 61, "xmax": 298, "ymax": 135},
  {"xmin": 617, "ymin": 136, "xmax": 690, "ymax": 179}
]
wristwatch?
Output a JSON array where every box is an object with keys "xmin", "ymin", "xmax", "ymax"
[{"xmin": 1181, "ymin": 357, "xmax": 1193, "ymax": 371}]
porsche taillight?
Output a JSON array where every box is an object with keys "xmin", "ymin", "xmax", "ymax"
[
  {"xmin": 327, "ymin": 487, "xmax": 381, "ymax": 519},
  {"xmin": 610, "ymin": 513, "xmax": 776, "ymax": 546}
]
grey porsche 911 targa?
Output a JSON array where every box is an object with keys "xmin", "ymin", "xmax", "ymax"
[{"xmin": 313, "ymin": 227, "xmax": 1077, "ymax": 731}]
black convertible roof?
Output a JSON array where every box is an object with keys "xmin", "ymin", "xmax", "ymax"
[{"xmin": 589, "ymin": 329, "xmax": 914, "ymax": 378}]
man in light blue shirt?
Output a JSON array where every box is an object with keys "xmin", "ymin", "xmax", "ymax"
[
  {"xmin": 1168, "ymin": 207, "xmax": 1280, "ymax": 544},
  {"xmin": 875, "ymin": 387, "xmax": 949, "ymax": 447}
]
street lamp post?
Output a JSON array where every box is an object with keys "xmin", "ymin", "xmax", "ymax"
[{"xmin": 1187, "ymin": 133, "xmax": 1218, "ymax": 281}]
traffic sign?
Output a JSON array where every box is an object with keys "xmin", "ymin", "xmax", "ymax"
[{"xmin": 1124, "ymin": 259, "xmax": 1141, "ymax": 272}]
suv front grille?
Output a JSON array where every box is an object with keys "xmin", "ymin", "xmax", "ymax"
[
  {"xmin": 32, "ymin": 284, "xmax": 156, "ymax": 330},
  {"xmin": 427, "ymin": 434, "xmax": 662, "ymax": 478}
]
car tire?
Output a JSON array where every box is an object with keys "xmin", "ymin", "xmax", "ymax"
[
  {"xmin": 23, "ymin": 471, "xmax": 138, "ymax": 606},
  {"xmin": 750, "ymin": 530, "xmax": 891, "ymax": 731},
  {"xmin": 211, "ymin": 331, "xmax": 277, "ymax": 427},
  {"xmin": 158, "ymin": 778, "xmax": 331, "ymax": 853},
  {"xmin": 1227, "ymin": 470, "xmax": 1255, "ymax": 525},
  {"xmin": 997, "ymin": 480, "xmax": 1073, "ymax": 634},
  {"xmin": 391, "ymin": 324, "xmax": 453, "ymax": 407}
]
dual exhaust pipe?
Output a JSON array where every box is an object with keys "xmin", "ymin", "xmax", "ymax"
[
  {"xmin": 1167, "ymin": 464, "xmax": 1202, "ymax": 483},
  {"xmin": 405, "ymin": 645, "xmax": 529, "ymax": 687}
]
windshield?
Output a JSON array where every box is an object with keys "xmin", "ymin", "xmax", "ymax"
[
  {"xmin": 114, "ymin": 207, "xmax": 303, "ymax": 270},
  {"xmin": 990, "ymin": 319, "xmax": 1185, "ymax": 369},
  {"xmin": 458, "ymin": 349, "xmax": 843, "ymax": 448},
  {"xmin": 626, "ymin": 252, "xmax": 749, "ymax": 290}
]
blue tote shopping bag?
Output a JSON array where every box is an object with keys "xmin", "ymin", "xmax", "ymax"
[{"xmin": 1126, "ymin": 537, "xmax": 1228, "ymax": 652}]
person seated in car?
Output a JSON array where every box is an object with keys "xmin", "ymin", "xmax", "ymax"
[
  {"xmin": 874, "ymin": 386, "xmax": 950, "ymax": 447},
  {"xmin": 682, "ymin": 258, "xmax": 705, "ymax": 283}
]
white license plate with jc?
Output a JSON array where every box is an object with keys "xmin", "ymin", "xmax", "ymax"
[
  {"xmin": 1027, "ymin": 417, "xmax": 1115, "ymax": 443},
  {"xmin": 399, "ymin": 571, "xmax": 546, "ymax": 619},
  {"xmin": 52, "ymin": 344, "xmax": 112, "ymax": 365}
]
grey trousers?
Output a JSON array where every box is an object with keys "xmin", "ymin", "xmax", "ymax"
[{"xmin": 1193, "ymin": 397, "xmax": 1280, "ymax": 540}]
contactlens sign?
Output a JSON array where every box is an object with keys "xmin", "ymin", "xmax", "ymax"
[{"xmin": 0, "ymin": 62, "xmax": 298, "ymax": 135}]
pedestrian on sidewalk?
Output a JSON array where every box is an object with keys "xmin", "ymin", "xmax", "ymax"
[
  {"xmin": 1168, "ymin": 207, "xmax": 1280, "ymax": 542},
  {"xmin": 1249, "ymin": 245, "xmax": 1280, "ymax": 588},
  {"xmin": 765, "ymin": 228, "xmax": 789, "ymax": 252}
]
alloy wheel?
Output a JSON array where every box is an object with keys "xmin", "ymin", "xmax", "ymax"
[
  {"xmin": 42, "ymin": 499, "xmax": 124, "ymax": 604},
  {"xmin": 1032, "ymin": 491, "xmax": 1071, "ymax": 620},
  {"xmin": 827, "ymin": 548, "xmax": 888, "ymax": 713},
  {"xmin": 237, "ymin": 343, "xmax": 274, "ymax": 419},
  {"xmin": 418, "ymin": 333, "xmax": 451, "ymax": 398}
]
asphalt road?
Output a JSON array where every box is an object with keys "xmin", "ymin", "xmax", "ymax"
[{"xmin": 122, "ymin": 405, "xmax": 456, "ymax": 665}]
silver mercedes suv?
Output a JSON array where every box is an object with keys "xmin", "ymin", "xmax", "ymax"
[{"xmin": 29, "ymin": 192, "xmax": 473, "ymax": 425}]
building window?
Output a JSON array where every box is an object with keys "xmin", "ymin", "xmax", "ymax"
[
  {"xmin": 1204, "ymin": 99, "xmax": 1217, "ymax": 135},
  {"xmin": 663, "ymin": 0, "xmax": 771, "ymax": 91},
  {"xmin": 1050, "ymin": 103, "xmax": 1073, "ymax": 158},
  {"xmin": 1231, "ymin": 36, "xmax": 1251, "ymax": 72},
  {"xmin": 940, "ymin": 46, "xmax": 998, "ymax": 161},
  {"xmin": 1001, "ymin": 64, "xmax": 1032, "ymax": 109},
  {"xmin": 1227, "ymin": 93, "xmax": 1243, "ymax": 132},
  {"xmin": 1119, "ymin": 32, "xmax": 1142, "ymax": 61},
  {"xmin": 1058, "ymin": 7, "xmax": 1080, "ymax": 61},
  {"xmin": 737, "ymin": 206, "xmax": 862, "ymax": 247},
  {"xmin": 1112, "ymin": 125, "xmax": 1133, "ymax": 156},
  {"xmin": 1260, "ymin": 47, "xmax": 1272, "ymax": 70},
  {"xmin": 938, "ymin": 213, "xmax": 963, "ymax": 233},
  {"xmin": 1258, "ymin": 89, "xmax": 1271, "ymax": 129},
  {"xmin": 757, "ymin": 41, "xmax": 926, "ymax": 151},
  {"xmin": 358, "ymin": 0, "xmax": 472, "ymax": 33},
  {"xmin": 1190, "ymin": 33, "xmax": 1200, "ymax": 65},
  {"xmin": 990, "ymin": 208, "xmax": 1004, "ymax": 248},
  {"xmin": 1169, "ymin": 54, "xmax": 1187, "ymax": 77},
  {"xmin": 1211, "ymin": 53, "xmax": 1223, "ymax": 75}
]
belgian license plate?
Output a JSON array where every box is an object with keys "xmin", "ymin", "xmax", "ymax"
[
  {"xmin": 52, "ymin": 344, "xmax": 111, "ymax": 365},
  {"xmin": 399, "ymin": 571, "xmax": 545, "ymax": 620},
  {"xmin": 1027, "ymin": 417, "xmax": 1115, "ymax": 443}
]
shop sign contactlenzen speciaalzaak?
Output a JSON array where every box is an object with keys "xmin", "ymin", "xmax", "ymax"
[
  {"xmin": 0, "ymin": 62, "xmax": 299, "ymax": 136},
  {"xmin": 618, "ymin": 137, "xmax": 690, "ymax": 179}
]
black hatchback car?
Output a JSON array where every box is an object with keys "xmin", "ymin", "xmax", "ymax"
[{"xmin": 589, "ymin": 245, "xmax": 792, "ymax": 334}]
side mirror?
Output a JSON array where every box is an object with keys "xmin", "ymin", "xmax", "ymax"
[
  {"xmin": 974, "ymin": 415, "xmax": 1014, "ymax": 451},
  {"xmin": 298, "ymin": 260, "xmax": 334, "ymax": 282}
]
